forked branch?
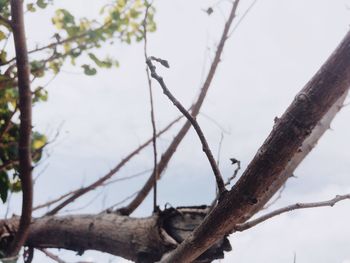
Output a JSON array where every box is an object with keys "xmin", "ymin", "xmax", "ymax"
[{"xmin": 146, "ymin": 57, "xmax": 226, "ymax": 195}]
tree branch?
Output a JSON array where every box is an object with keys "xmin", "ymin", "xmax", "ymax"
[
  {"xmin": 235, "ymin": 194, "xmax": 350, "ymax": 232},
  {"xmin": 45, "ymin": 115, "xmax": 182, "ymax": 216},
  {"xmin": 0, "ymin": 207, "xmax": 230, "ymax": 262},
  {"xmin": 118, "ymin": 0, "xmax": 241, "ymax": 216},
  {"xmin": 161, "ymin": 29, "xmax": 350, "ymax": 263},
  {"xmin": 5, "ymin": 0, "xmax": 33, "ymax": 257},
  {"xmin": 1, "ymin": 22, "xmax": 109, "ymax": 67},
  {"xmin": 146, "ymin": 57, "xmax": 226, "ymax": 194},
  {"xmin": 38, "ymin": 249, "xmax": 66, "ymax": 263},
  {"xmin": 143, "ymin": 1, "xmax": 159, "ymax": 212}
]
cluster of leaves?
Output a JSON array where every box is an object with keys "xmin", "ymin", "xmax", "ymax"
[{"xmin": 0, "ymin": 0, "xmax": 156, "ymax": 203}]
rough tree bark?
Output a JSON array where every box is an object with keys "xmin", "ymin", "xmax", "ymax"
[
  {"xmin": 0, "ymin": 207, "xmax": 230, "ymax": 263},
  {"xmin": 160, "ymin": 30, "xmax": 350, "ymax": 262},
  {"xmin": 5, "ymin": 0, "xmax": 33, "ymax": 258}
]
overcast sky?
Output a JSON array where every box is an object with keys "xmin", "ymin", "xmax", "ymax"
[{"xmin": 2, "ymin": 0, "xmax": 350, "ymax": 262}]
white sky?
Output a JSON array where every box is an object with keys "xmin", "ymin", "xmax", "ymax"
[{"xmin": 2, "ymin": 0, "xmax": 350, "ymax": 262}]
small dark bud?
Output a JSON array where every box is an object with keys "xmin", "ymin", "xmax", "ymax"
[{"xmin": 230, "ymin": 158, "xmax": 238, "ymax": 165}]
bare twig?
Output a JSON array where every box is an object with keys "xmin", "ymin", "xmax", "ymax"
[
  {"xmin": 39, "ymin": 249, "xmax": 66, "ymax": 263},
  {"xmin": 102, "ymin": 168, "xmax": 151, "ymax": 187},
  {"xmin": 45, "ymin": 115, "xmax": 182, "ymax": 216},
  {"xmin": 200, "ymin": 112, "xmax": 231, "ymax": 135},
  {"xmin": 216, "ymin": 132, "xmax": 224, "ymax": 167},
  {"xmin": 262, "ymin": 179, "xmax": 288, "ymax": 210},
  {"xmin": 147, "ymin": 57, "xmax": 226, "ymax": 194},
  {"xmin": 103, "ymin": 190, "xmax": 140, "ymax": 213},
  {"xmin": 224, "ymin": 157, "xmax": 241, "ymax": 186},
  {"xmin": 33, "ymin": 190, "xmax": 77, "ymax": 211},
  {"xmin": 228, "ymin": 0, "xmax": 258, "ymax": 37},
  {"xmin": 235, "ymin": 194, "xmax": 350, "ymax": 232},
  {"xmin": 1, "ymin": 22, "xmax": 109, "ymax": 66},
  {"xmin": 119, "ymin": 0, "xmax": 241, "ymax": 215},
  {"xmin": 6, "ymin": 0, "xmax": 33, "ymax": 257},
  {"xmin": 143, "ymin": 0, "xmax": 159, "ymax": 212}
]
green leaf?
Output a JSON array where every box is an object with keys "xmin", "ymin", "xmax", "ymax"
[
  {"xmin": 32, "ymin": 132, "xmax": 47, "ymax": 150},
  {"xmin": 0, "ymin": 30, "xmax": 6, "ymax": 41},
  {"xmin": 10, "ymin": 177, "xmax": 21, "ymax": 192},
  {"xmin": 82, "ymin": 64, "xmax": 97, "ymax": 76},
  {"xmin": 27, "ymin": 3, "xmax": 36, "ymax": 12},
  {"xmin": 88, "ymin": 53, "xmax": 113, "ymax": 68},
  {"xmin": 37, "ymin": 0, "xmax": 48, "ymax": 9}
]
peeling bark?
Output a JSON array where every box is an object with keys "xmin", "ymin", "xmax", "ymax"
[
  {"xmin": 161, "ymin": 30, "xmax": 350, "ymax": 263},
  {"xmin": 0, "ymin": 207, "xmax": 230, "ymax": 263}
]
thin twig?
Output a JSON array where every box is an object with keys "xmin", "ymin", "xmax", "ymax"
[
  {"xmin": 216, "ymin": 132, "xmax": 224, "ymax": 167},
  {"xmin": 45, "ymin": 115, "xmax": 182, "ymax": 216},
  {"xmin": 39, "ymin": 249, "xmax": 67, "ymax": 263},
  {"xmin": 146, "ymin": 57, "xmax": 226, "ymax": 195},
  {"xmin": 103, "ymin": 190, "xmax": 140, "ymax": 213},
  {"xmin": 199, "ymin": 112, "xmax": 231, "ymax": 134},
  {"xmin": 118, "ymin": 0, "xmax": 241, "ymax": 215},
  {"xmin": 262, "ymin": 181, "xmax": 287, "ymax": 210},
  {"xmin": 102, "ymin": 168, "xmax": 151, "ymax": 186},
  {"xmin": 235, "ymin": 194, "xmax": 350, "ymax": 232},
  {"xmin": 6, "ymin": 0, "xmax": 33, "ymax": 257},
  {"xmin": 1, "ymin": 22, "xmax": 110, "ymax": 66},
  {"xmin": 33, "ymin": 189, "xmax": 77, "ymax": 211},
  {"xmin": 228, "ymin": 0, "xmax": 258, "ymax": 37},
  {"xmin": 224, "ymin": 157, "xmax": 241, "ymax": 186},
  {"xmin": 143, "ymin": 0, "xmax": 159, "ymax": 213}
]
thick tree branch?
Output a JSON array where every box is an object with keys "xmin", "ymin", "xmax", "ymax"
[
  {"xmin": 119, "ymin": 0, "xmax": 241, "ymax": 215},
  {"xmin": 146, "ymin": 57, "xmax": 226, "ymax": 194},
  {"xmin": 161, "ymin": 30, "xmax": 350, "ymax": 263},
  {"xmin": 0, "ymin": 207, "xmax": 230, "ymax": 263},
  {"xmin": 235, "ymin": 194, "xmax": 350, "ymax": 232},
  {"xmin": 45, "ymin": 115, "xmax": 182, "ymax": 216},
  {"xmin": 5, "ymin": 0, "xmax": 33, "ymax": 257}
]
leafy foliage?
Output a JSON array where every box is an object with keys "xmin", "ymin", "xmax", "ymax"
[{"xmin": 0, "ymin": 0, "xmax": 156, "ymax": 202}]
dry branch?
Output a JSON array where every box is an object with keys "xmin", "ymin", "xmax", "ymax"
[
  {"xmin": 45, "ymin": 115, "xmax": 182, "ymax": 215},
  {"xmin": 119, "ymin": 0, "xmax": 241, "ymax": 216},
  {"xmin": 143, "ymin": 1, "xmax": 159, "ymax": 212},
  {"xmin": 146, "ymin": 57, "xmax": 226, "ymax": 194},
  {"xmin": 0, "ymin": 207, "xmax": 230, "ymax": 263},
  {"xmin": 235, "ymin": 194, "xmax": 350, "ymax": 231},
  {"xmin": 161, "ymin": 29, "xmax": 350, "ymax": 263}
]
